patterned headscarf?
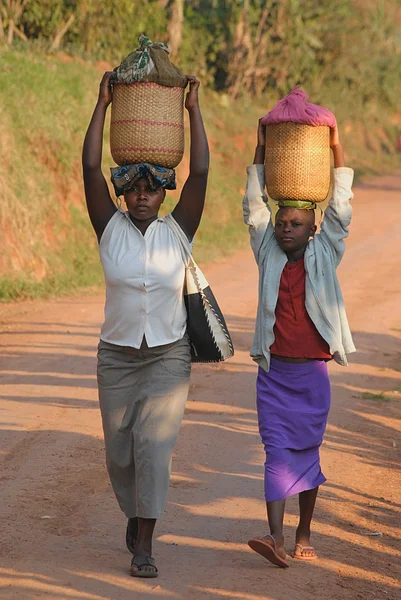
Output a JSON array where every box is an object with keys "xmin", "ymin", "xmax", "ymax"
[{"xmin": 110, "ymin": 163, "xmax": 176, "ymax": 197}]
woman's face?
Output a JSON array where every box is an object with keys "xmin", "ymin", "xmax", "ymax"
[{"xmin": 124, "ymin": 178, "xmax": 165, "ymax": 221}]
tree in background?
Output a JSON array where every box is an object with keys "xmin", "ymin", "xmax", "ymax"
[
  {"xmin": 4, "ymin": 0, "xmax": 401, "ymax": 116},
  {"xmin": 1, "ymin": 0, "xmax": 30, "ymax": 45},
  {"xmin": 160, "ymin": 0, "xmax": 184, "ymax": 59}
]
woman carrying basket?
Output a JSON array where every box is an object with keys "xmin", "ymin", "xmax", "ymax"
[
  {"xmin": 243, "ymin": 119, "xmax": 355, "ymax": 567},
  {"xmin": 82, "ymin": 71, "xmax": 209, "ymax": 577}
]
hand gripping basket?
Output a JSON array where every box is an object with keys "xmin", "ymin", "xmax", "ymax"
[
  {"xmin": 265, "ymin": 122, "xmax": 330, "ymax": 202},
  {"xmin": 110, "ymin": 82, "xmax": 185, "ymax": 168}
]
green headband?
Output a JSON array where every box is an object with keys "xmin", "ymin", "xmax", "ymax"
[{"xmin": 277, "ymin": 200, "xmax": 317, "ymax": 210}]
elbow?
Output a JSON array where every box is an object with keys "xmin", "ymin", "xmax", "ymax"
[
  {"xmin": 82, "ymin": 162, "xmax": 101, "ymax": 178},
  {"xmin": 82, "ymin": 150, "xmax": 101, "ymax": 172},
  {"xmin": 242, "ymin": 204, "xmax": 251, "ymax": 226},
  {"xmin": 189, "ymin": 150, "xmax": 210, "ymax": 177},
  {"xmin": 189, "ymin": 165, "xmax": 209, "ymax": 179},
  {"xmin": 82, "ymin": 161, "xmax": 99, "ymax": 172},
  {"xmin": 82, "ymin": 143, "xmax": 101, "ymax": 171}
]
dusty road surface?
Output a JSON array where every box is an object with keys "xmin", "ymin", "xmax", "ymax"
[{"xmin": 1, "ymin": 175, "xmax": 400, "ymax": 600}]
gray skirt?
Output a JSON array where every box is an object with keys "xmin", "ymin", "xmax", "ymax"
[{"xmin": 97, "ymin": 335, "xmax": 191, "ymax": 519}]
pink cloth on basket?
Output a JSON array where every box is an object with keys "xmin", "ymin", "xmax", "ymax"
[{"xmin": 261, "ymin": 88, "xmax": 336, "ymax": 128}]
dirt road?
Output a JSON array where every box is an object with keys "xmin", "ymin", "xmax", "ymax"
[{"xmin": 1, "ymin": 175, "xmax": 400, "ymax": 600}]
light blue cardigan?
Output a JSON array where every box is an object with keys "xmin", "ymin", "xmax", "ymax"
[{"xmin": 243, "ymin": 164, "xmax": 356, "ymax": 372}]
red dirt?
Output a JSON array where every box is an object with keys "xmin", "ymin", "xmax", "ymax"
[{"xmin": 0, "ymin": 174, "xmax": 400, "ymax": 599}]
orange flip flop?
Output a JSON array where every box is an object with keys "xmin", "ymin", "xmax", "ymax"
[
  {"xmin": 292, "ymin": 543, "xmax": 317, "ymax": 561},
  {"xmin": 248, "ymin": 534, "xmax": 289, "ymax": 568}
]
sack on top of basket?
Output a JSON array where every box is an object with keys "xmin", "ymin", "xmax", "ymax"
[
  {"xmin": 261, "ymin": 88, "xmax": 336, "ymax": 128},
  {"xmin": 112, "ymin": 34, "xmax": 187, "ymax": 88}
]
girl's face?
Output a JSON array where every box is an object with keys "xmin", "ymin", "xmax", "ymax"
[
  {"xmin": 124, "ymin": 178, "xmax": 165, "ymax": 222},
  {"xmin": 274, "ymin": 207, "xmax": 317, "ymax": 253}
]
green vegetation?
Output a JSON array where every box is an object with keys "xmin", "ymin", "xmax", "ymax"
[
  {"xmin": 0, "ymin": 0, "xmax": 401, "ymax": 301},
  {"xmin": 0, "ymin": 51, "xmax": 105, "ymax": 300},
  {"xmin": 361, "ymin": 392, "xmax": 391, "ymax": 402},
  {"xmin": 0, "ymin": 49, "xmax": 261, "ymax": 301},
  {"xmin": 4, "ymin": 1, "xmax": 401, "ymax": 104}
]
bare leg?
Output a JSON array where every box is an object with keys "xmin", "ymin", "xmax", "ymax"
[
  {"xmin": 131, "ymin": 518, "xmax": 157, "ymax": 575},
  {"xmin": 126, "ymin": 517, "xmax": 138, "ymax": 554},
  {"xmin": 265, "ymin": 499, "xmax": 287, "ymax": 558},
  {"xmin": 248, "ymin": 498, "xmax": 288, "ymax": 567},
  {"xmin": 294, "ymin": 486, "xmax": 319, "ymax": 558}
]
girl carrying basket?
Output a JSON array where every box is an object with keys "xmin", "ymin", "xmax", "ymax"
[{"xmin": 243, "ymin": 117, "xmax": 355, "ymax": 567}]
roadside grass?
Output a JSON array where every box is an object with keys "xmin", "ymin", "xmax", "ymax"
[
  {"xmin": 361, "ymin": 391, "xmax": 391, "ymax": 402},
  {"xmin": 1, "ymin": 48, "xmax": 400, "ymax": 302}
]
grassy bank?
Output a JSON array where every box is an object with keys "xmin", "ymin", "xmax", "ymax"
[{"xmin": 0, "ymin": 48, "xmax": 400, "ymax": 302}]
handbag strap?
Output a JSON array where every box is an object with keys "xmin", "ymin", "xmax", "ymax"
[
  {"xmin": 164, "ymin": 214, "xmax": 203, "ymax": 281},
  {"xmin": 164, "ymin": 213, "xmax": 193, "ymax": 266},
  {"xmin": 164, "ymin": 213, "xmax": 233, "ymax": 353}
]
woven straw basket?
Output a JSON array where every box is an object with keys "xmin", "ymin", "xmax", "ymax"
[
  {"xmin": 265, "ymin": 122, "xmax": 330, "ymax": 202},
  {"xmin": 110, "ymin": 82, "xmax": 185, "ymax": 168}
]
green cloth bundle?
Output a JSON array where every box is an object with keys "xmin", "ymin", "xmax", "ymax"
[{"xmin": 112, "ymin": 34, "xmax": 187, "ymax": 88}]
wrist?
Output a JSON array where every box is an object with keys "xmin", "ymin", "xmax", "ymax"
[
  {"xmin": 96, "ymin": 98, "xmax": 110, "ymax": 110},
  {"xmin": 332, "ymin": 146, "xmax": 345, "ymax": 168},
  {"xmin": 187, "ymin": 103, "xmax": 200, "ymax": 114}
]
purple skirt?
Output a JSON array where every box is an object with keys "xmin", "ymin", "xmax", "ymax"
[{"xmin": 257, "ymin": 358, "xmax": 331, "ymax": 502}]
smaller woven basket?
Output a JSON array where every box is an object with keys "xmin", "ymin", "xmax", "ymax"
[
  {"xmin": 110, "ymin": 82, "xmax": 185, "ymax": 168},
  {"xmin": 265, "ymin": 122, "xmax": 330, "ymax": 202}
]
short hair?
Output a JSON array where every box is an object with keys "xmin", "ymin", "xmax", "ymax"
[{"xmin": 275, "ymin": 206, "xmax": 316, "ymax": 226}]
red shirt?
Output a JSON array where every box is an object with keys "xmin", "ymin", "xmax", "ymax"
[{"xmin": 270, "ymin": 258, "xmax": 332, "ymax": 359}]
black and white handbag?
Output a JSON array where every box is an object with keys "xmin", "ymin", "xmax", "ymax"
[{"xmin": 165, "ymin": 215, "xmax": 234, "ymax": 363}]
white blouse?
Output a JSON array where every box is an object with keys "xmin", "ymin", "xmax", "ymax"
[{"xmin": 98, "ymin": 210, "xmax": 187, "ymax": 348}]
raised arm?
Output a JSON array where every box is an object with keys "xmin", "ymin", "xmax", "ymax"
[
  {"xmin": 172, "ymin": 76, "xmax": 209, "ymax": 240},
  {"xmin": 82, "ymin": 72, "xmax": 117, "ymax": 242},
  {"xmin": 319, "ymin": 125, "xmax": 354, "ymax": 265},
  {"xmin": 330, "ymin": 124, "xmax": 345, "ymax": 168},
  {"xmin": 243, "ymin": 119, "xmax": 274, "ymax": 261}
]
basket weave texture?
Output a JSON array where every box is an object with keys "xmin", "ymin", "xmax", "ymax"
[
  {"xmin": 265, "ymin": 122, "xmax": 330, "ymax": 202},
  {"xmin": 110, "ymin": 82, "xmax": 185, "ymax": 168}
]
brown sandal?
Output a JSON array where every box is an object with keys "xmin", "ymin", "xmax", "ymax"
[
  {"xmin": 292, "ymin": 543, "xmax": 317, "ymax": 561},
  {"xmin": 130, "ymin": 555, "xmax": 158, "ymax": 578},
  {"xmin": 248, "ymin": 534, "xmax": 289, "ymax": 568}
]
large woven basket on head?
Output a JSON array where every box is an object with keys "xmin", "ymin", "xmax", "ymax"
[
  {"xmin": 265, "ymin": 122, "xmax": 330, "ymax": 202},
  {"xmin": 110, "ymin": 82, "xmax": 185, "ymax": 168}
]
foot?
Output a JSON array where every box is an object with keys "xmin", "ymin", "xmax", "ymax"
[
  {"xmin": 293, "ymin": 527, "xmax": 317, "ymax": 560},
  {"xmin": 292, "ymin": 543, "xmax": 317, "ymax": 560},
  {"xmin": 248, "ymin": 534, "xmax": 289, "ymax": 568},
  {"xmin": 130, "ymin": 555, "xmax": 158, "ymax": 578},
  {"xmin": 126, "ymin": 517, "xmax": 138, "ymax": 554}
]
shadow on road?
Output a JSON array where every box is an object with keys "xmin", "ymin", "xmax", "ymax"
[{"xmin": 0, "ymin": 313, "xmax": 400, "ymax": 599}]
